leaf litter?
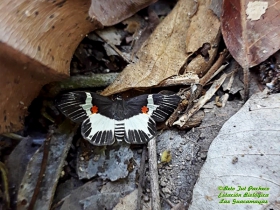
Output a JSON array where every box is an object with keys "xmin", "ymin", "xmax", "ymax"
[{"xmin": 1, "ymin": 0, "xmax": 280, "ymax": 209}]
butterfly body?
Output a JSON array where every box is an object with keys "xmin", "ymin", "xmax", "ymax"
[{"xmin": 56, "ymin": 92, "xmax": 180, "ymax": 146}]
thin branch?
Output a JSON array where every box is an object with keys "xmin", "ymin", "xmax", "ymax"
[
  {"xmin": 2, "ymin": 133, "xmax": 24, "ymax": 141},
  {"xmin": 137, "ymin": 146, "xmax": 147, "ymax": 210},
  {"xmin": 28, "ymin": 125, "xmax": 55, "ymax": 210},
  {"xmin": 148, "ymin": 138, "xmax": 161, "ymax": 210},
  {"xmin": 199, "ymin": 49, "xmax": 229, "ymax": 86}
]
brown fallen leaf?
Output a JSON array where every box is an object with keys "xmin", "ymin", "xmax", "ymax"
[
  {"xmin": 102, "ymin": 0, "xmax": 199, "ymax": 96},
  {"xmin": 102, "ymin": 0, "xmax": 221, "ymax": 96},
  {"xmin": 221, "ymin": 0, "xmax": 280, "ymax": 67},
  {"xmin": 221, "ymin": 0, "xmax": 280, "ymax": 99}
]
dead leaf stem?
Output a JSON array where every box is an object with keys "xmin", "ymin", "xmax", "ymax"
[{"xmin": 243, "ymin": 66, "xmax": 250, "ymax": 101}]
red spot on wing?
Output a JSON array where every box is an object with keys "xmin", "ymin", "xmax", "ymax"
[
  {"xmin": 141, "ymin": 106, "xmax": 149, "ymax": 114},
  {"xmin": 91, "ymin": 105, "xmax": 98, "ymax": 114}
]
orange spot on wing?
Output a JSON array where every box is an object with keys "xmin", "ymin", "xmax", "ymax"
[
  {"xmin": 90, "ymin": 105, "xmax": 98, "ymax": 114},
  {"xmin": 141, "ymin": 106, "xmax": 149, "ymax": 114}
]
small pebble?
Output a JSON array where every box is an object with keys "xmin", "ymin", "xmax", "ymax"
[{"xmin": 143, "ymin": 195, "xmax": 150, "ymax": 202}]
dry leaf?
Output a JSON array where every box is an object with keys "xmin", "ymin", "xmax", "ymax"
[
  {"xmin": 102, "ymin": 0, "xmax": 198, "ymax": 96},
  {"xmin": 185, "ymin": 0, "xmax": 221, "ymax": 77},
  {"xmin": 102, "ymin": 0, "xmax": 221, "ymax": 96},
  {"xmin": 189, "ymin": 91, "xmax": 280, "ymax": 210},
  {"xmin": 221, "ymin": 0, "xmax": 280, "ymax": 68}
]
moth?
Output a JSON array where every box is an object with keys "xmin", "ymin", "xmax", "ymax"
[{"xmin": 56, "ymin": 91, "xmax": 180, "ymax": 146}]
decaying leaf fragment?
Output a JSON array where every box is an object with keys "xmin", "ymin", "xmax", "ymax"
[
  {"xmin": 246, "ymin": 1, "xmax": 268, "ymax": 21},
  {"xmin": 102, "ymin": 0, "xmax": 221, "ymax": 96}
]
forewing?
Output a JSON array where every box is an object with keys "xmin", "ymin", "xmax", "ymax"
[
  {"xmin": 125, "ymin": 94, "xmax": 180, "ymax": 122},
  {"xmin": 81, "ymin": 113, "xmax": 115, "ymax": 146},
  {"xmin": 56, "ymin": 91, "xmax": 113, "ymax": 123},
  {"xmin": 149, "ymin": 94, "xmax": 181, "ymax": 122}
]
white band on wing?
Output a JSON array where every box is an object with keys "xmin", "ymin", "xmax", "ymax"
[{"xmin": 147, "ymin": 94, "xmax": 159, "ymax": 115}]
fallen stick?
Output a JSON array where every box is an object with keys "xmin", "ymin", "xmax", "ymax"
[
  {"xmin": 199, "ymin": 49, "xmax": 229, "ymax": 86},
  {"xmin": 137, "ymin": 146, "xmax": 147, "ymax": 210},
  {"xmin": 148, "ymin": 138, "xmax": 161, "ymax": 210}
]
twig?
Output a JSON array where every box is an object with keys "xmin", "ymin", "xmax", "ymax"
[
  {"xmin": 199, "ymin": 49, "xmax": 229, "ymax": 86},
  {"xmin": 137, "ymin": 146, "xmax": 147, "ymax": 210},
  {"xmin": 148, "ymin": 138, "xmax": 161, "ymax": 210},
  {"xmin": 28, "ymin": 125, "xmax": 55, "ymax": 210},
  {"xmin": 158, "ymin": 74, "xmax": 199, "ymax": 87},
  {"xmin": 50, "ymin": 194, "xmax": 70, "ymax": 210},
  {"xmin": 243, "ymin": 66, "xmax": 250, "ymax": 101},
  {"xmin": 2, "ymin": 133, "xmax": 24, "ymax": 141},
  {"xmin": 42, "ymin": 73, "xmax": 119, "ymax": 98},
  {"xmin": 166, "ymin": 99, "xmax": 188, "ymax": 126}
]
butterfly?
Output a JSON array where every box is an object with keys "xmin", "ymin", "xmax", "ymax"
[{"xmin": 56, "ymin": 91, "xmax": 180, "ymax": 146}]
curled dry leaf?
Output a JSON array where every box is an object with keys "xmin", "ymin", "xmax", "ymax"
[
  {"xmin": 102, "ymin": 0, "xmax": 221, "ymax": 96},
  {"xmin": 221, "ymin": 0, "xmax": 280, "ymax": 68}
]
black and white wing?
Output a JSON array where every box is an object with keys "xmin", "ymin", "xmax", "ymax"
[
  {"xmin": 122, "ymin": 94, "xmax": 180, "ymax": 144},
  {"xmin": 147, "ymin": 94, "xmax": 181, "ymax": 122},
  {"xmin": 56, "ymin": 91, "xmax": 93, "ymax": 123},
  {"xmin": 56, "ymin": 91, "xmax": 116, "ymax": 146},
  {"xmin": 125, "ymin": 94, "xmax": 181, "ymax": 122}
]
